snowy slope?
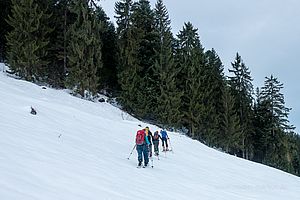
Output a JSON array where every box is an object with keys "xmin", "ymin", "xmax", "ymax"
[{"xmin": 0, "ymin": 63, "xmax": 300, "ymax": 200}]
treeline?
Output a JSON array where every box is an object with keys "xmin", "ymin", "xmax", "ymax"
[{"xmin": 1, "ymin": 0, "xmax": 299, "ymax": 176}]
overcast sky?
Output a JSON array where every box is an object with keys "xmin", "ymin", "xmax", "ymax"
[{"xmin": 99, "ymin": 0, "xmax": 300, "ymax": 133}]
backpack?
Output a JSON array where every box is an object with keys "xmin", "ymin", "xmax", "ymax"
[
  {"xmin": 161, "ymin": 130, "xmax": 167, "ymax": 139},
  {"xmin": 136, "ymin": 130, "xmax": 145, "ymax": 145},
  {"xmin": 153, "ymin": 132, "xmax": 159, "ymax": 140}
]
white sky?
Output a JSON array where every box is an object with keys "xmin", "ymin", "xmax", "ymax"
[
  {"xmin": 99, "ymin": 0, "xmax": 300, "ymax": 133},
  {"xmin": 1, "ymin": 65, "xmax": 300, "ymax": 199}
]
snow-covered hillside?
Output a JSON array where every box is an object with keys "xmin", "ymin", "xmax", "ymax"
[{"xmin": 0, "ymin": 63, "xmax": 299, "ymax": 200}]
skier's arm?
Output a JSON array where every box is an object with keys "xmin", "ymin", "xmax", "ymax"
[{"xmin": 167, "ymin": 133, "xmax": 169, "ymax": 139}]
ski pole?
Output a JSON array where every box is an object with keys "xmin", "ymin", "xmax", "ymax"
[
  {"xmin": 127, "ymin": 144, "xmax": 136, "ymax": 160},
  {"xmin": 168, "ymin": 138, "xmax": 174, "ymax": 153},
  {"xmin": 148, "ymin": 144, "xmax": 154, "ymax": 168},
  {"xmin": 150, "ymin": 155, "xmax": 154, "ymax": 168}
]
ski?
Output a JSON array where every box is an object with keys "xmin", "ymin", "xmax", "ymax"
[
  {"xmin": 142, "ymin": 165, "xmax": 153, "ymax": 168},
  {"xmin": 136, "ymin": 163, "xmax": 153, "ymax": 168}
]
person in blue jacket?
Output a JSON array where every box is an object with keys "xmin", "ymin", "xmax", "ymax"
[{"xmin": 160, "ymin": 129, "xmax": 169, "ymax": 151}]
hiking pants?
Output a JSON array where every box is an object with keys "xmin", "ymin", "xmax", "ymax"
[
  {"xmin": 136, "ymin": 144, "xmax": 149, "ymax": 164},
  {"xmin": 149, "ymin": 144, "xmax": 152, "ymax": 157},
  {"xmin": 153, "ymin": 140, "xmax": 159, "ymax": 153},
  {"xmin": 162, "ymin": 138, "xmax": 168, "ymax": 148}
]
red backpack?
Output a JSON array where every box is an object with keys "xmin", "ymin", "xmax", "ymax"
[{"xmin": 136, "ymin": 130, "xmax": 145, "ymax": 145}]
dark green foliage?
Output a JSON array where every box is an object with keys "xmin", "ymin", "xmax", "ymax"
[
  {"xmin": 115, "ymin": 0, "xmax": 140, "ymax": 113},
  {"xmin": 6, "ymin": 0, "xmax": 52, "ymax": 81},
  {"xmin": 45, "ymin": 0, "xmax": 75, "ymax": 87},
  {"xmin": 66, "ymin": 0, "xmax": 102, "ymax": 97},
  {"xmin": 202, "ymin": 49, "xmax": 226, "ymax": 146},
  {"xmin": 220, "ymin": 84, "xmax": 241, "ymax": 153},
  {"xmin": 131, "ymin": 0, "xmax": 159, "ymax": 118},
  {"xmin": 176, "ymin": 22, "xmax": 206, "ymax": 138},
  {"xmin": 3, "ymin": 0, "xmax": 299, "ymax": 177},
  {"xmin": 0, "ymin": 0, "xmax": 12, "ymax": 61},
  {"xmin": 254, "ymin": 75, "xmax": 296, "ymax": 170},
  {"xmin": 252, "ymin": 87, "xmax": 269, "ymax": 162},
  {"xmin": 153, "ymin": 0, "xmax": 182, "ymax": 127},
  {"xmin": 116, "ymin": 0, "xmax": 160, "ymax": 118},
  {"xmin": 95, "ymin": 6, "xmax": 119, "ymax": 93},
  {"xmin": 115, "ymin": 0, "xmax": 133, "ymax": 36},
  {"xmin": 228, "ymin": 53, "xmax": 254, "ymax": 159},
  {"xmin": 260, "ymin": 75, "xmax": 294, "ymax": 132}
]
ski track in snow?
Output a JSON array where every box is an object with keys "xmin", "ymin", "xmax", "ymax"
[{"xmin": 0, "ymin": 63, "xmax": 300, "ymax": 200}]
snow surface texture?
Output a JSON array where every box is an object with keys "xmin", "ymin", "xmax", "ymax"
[{"xmin": 0, "ymin": 63, "xmax": 299, "ymax": 200}]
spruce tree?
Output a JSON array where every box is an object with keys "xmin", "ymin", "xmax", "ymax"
[
  {"xmin": 176, "ymin": 22, "xmax": 207, "ymax": 139},
  {"xmin": 258, "ymin": 75, "xmax": 295, "ymax": 167},
  {"xmin": 115, "ymin": 0, "xmax": 141, "ymax": 113},
  {"xmin": 116, "ymin": 0, "xmax": 159, "ymax": 118},
  {"xmin": 228, "ymin": 53, "xmax": 254, "ymax": 159},
  {"xmin": 115, "ymin": 0, "xmax": 133, "ymax": 36},
  {"xmin": 130, "ymin": 0, "xmax": 159, "ymax": 118},
  {"xmin": 203, "ymin": 49, "xmax": 226, "ymax": 146},
  {"xmin": 0, "ymin": 0, "xmax": 12, "ymax": 61},
  {"xmin": 260, "ymin": 75, "xmax": 294, "ymax": 132},
  {"xmin": 95, "ymin": 6, "xmax": 119, "ymax": 93},
  {"xmin": 6, "ymin": 0, "xmax": 52, "ymax": 81},
  {"xmin": 253, "ymin": 87, "xmax": 270, "ymax": 162},
  {"xmin": 45, "ymin": 0, "xmax": 76, "ymax": 87},
  {"xmin": 220, "ymin": 84, "xmax": 241, "ymax": 153},
  {"xmin": 153, "ymin": 0, "xmax": 182, "ymax": 127},
  {"xmin": 66, "ymin": 0, "xmax": 102, "ymax": 97}
]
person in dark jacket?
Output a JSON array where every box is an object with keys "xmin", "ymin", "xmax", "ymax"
[
  {"xmin": 145, "ymin": 127, "xmax": 153, "ymax": 157},
  {"xmin": 152, "ymin": 130, "xmax": 162, "ymax": 156}
]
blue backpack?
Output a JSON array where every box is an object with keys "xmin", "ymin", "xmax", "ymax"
[{"xmin": 161, "ymin": 130, "xmax": 167, "ymax": 139}]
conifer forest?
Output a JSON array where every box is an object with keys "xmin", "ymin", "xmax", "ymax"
[{"xmin": 1, "ymin": 0, "xmax": 299, "ymax": 176}]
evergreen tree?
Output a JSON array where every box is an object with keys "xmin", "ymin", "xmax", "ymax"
[
  {"xmin": 95, "ymin": 6, "xmax": 119, "ymax": 93},
  {"xmin": 130, "ymin": 0, "xmax": 159, "ymax": 118},
  {"xmin": 282, "ymin": 131, "xmax": 299, "ymax": 174},
  {"xmin": 0, "ymin": 0, "xmax": 12, "ymax": 61},
  {"xmin": 153, "ymin": 0, "xmax": 182, "ymax": 127},
  {"xmin": 289, "ymin": 132, "xmax": 300, "ymax": 175},
  {"xmin": 115, "ymin": 0, "xmax": 133, "ymax": 36},
  {"xmin": 228, "ymin": 53, "xmax": 254, "ymax": 159},
  {"xmin": 220, "ymin": 84, "xmax": 241, "ymax": 153},
  {"xmin": 45, "ymin": 0, "xmax": 76, "ymax": 87},
  {"xmin": 260, "ymin": 75, "xmax": 294, "ymax": 132},
  {"xmin": 6, "ymin": 0, "xmax": 52, "ymax": 81},
  {"xmin": 115, "ymin": 0, "xmax": 141, "ymax": 113},
  {"xmin": 116, "ymin": 0, "xmax": 159, "ymax": 118},
  {"xmin": 252, "ymin": 87, "xmax": 270, "ymax": 162},
  {"xmin": 176, "ymin": 22, "xmax": 207, "ymax": 139},
  {"xmin": 257, "ymin": 75, "xmax": 295, "ymax": 166},
  {"xmin": 203, "ymin": 49, "xmax": 226, "ymax": 145},
  {"xmin": 66, "ymin": 0, "xmax": 102, "ymax": 97}
]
